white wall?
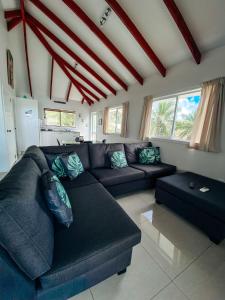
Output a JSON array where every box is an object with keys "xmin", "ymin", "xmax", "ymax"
[{"xmin": 91, "ymin": 45, "xmax": 225, "ymax": 181}]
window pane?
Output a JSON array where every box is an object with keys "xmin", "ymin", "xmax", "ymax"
[
  {"xmin": 174, "ymin": 91, "xmax": 200, "ymax": 140},
  {"xmin": 115, "ymin": 107, "xmax": 122, "ymax": 134},
  {"xmin": 150, "ymin": 98, "xmax": 176, "ymax": 138},
  {"xmin": 61, "ymin": 112, "xmax": 75, "ymax": 127},
  {"xmin": 45, "ymin": 110, "xmax": 60, "ymax": 126},
  {"xmin": 108, "ymin": 108, "xmax": 117, "ymax": 133}
]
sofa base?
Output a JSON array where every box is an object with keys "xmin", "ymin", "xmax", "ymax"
[
  {"xmin": 155, "ymin": 188, "xmax": 225, "ymax": 244},
  {"xmin": 107, "ymin": 178, "xmax": 155, "ymax": 197},
  {"xmin": 37, "ymin": 249, "xmax": 132, "ymax": 300}
]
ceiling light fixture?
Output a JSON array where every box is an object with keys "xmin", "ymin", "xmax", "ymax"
[{"xmin": 100, "ymin": 7, "xmax": 111, "ymax": 26}]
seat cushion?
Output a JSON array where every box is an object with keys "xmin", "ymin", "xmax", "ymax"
[
  {"xmin": 130, "ymin": 163, "xmax": 176, "ymax": 178},
  {"xmin": 0, "ymin": 158, "xmax": 54, "ymax": 280},
  {"xmin": 23, "ymin": 145, "xmax": 49, "ymax": 171},
  {"xmin": 39, "ymin": 183, "xmax": 141, "ymax": 289},
  {"xmin": 41, "ymin": 144, "xmax": 90, "ymax": 170},
  {"xmin": 91, "ymin": 167, "xmax": 145, "ymax": 187},
  {"xmin": 156, "ymin": 172, "xmax": 225, "ymax": 223},
  {"xmin": 124, "ymin": 142, "xmax": 152, "ymax": 164},
  {"xmin": 61, "ymin": 171, "xmax": 98, "ymax": 190},
  {"xmin": 89, "ymin": 143, "xmax": 125, "ymax": 169}
]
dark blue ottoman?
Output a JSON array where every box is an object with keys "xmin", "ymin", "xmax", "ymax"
[{"xmin": 155, "ymin": 172, "xmax": 225, "ymax": 244}]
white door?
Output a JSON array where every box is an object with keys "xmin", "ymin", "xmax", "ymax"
[
  {"xmin": 14, "ymin": 99, "xmax": 39, "ymax": 155},
  {"xmin": 4, "ymin": 95, "xmax": 17, "ymax": 166},
  {"xmin": 91, "ymin": 112, "xmax": 97, "ymax": 142}
]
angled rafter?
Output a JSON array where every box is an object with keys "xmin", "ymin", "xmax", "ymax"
[
  {"xmin": 66, "ymin": 81, "xmax": 72, "ymax": 102},
  {"xmin": 7, "ymin": 16, "xmax": 22, "ymax": 31},
  {"xmin": 4, "ymin": 9, "xmax": 21, "ymax": 19},
  {"xmin": 49, "ymin": 58, "xmax": 54, "ymax": 100},
  {"xmin": 27, "ymin": 19, "xmax": 94, "ymax": 105},
  {"xmin": 26, "ymin": 14, "xmax": 116, "ymax": 96},
  {"xmin": 29, "ymin": 0, "xmax": 128, "ymax": 91},
  {"xmin": 106, "ymin": 0, "xmax": 166, "ymax": 77},
  {"xmin": 63, "ymin": 0, "xmax": 143, "ymax": 85},
  {"xmin": 163, "ymin": 0, "xmax": 201, "ymax": 64},
  {"xmin": 20, "ymin": 0, "xmax": 33, "ymax": 97}
]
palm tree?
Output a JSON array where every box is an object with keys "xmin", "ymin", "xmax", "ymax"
[
  {"xmin": 150, "ymin": 100, "xmax": 175, "ymax": 136},
  {"xmin": 175, "ymin": 112, "xmax": 196, "ymax": 140}
]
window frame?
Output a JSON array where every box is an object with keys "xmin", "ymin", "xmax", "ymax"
[
  {"xmin": 150, "ymin": 88, "xmax": 201, "ymax": 143},
  {"xmin": 44, "ymin": 108, "xmax": 76, "ymax": 128},
  {"xmin": 107, "ymin": 105, "xmax": 123, "ymax": 135}
]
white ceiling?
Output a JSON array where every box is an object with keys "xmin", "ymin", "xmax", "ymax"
[{"xmin": 2, "ymin": 0, "xmax": 225, "ymax": 103}]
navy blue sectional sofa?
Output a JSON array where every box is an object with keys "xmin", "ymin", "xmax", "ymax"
[{"xmin": 0, "ymin": 142, "xmax": 176, "ymax": 300}]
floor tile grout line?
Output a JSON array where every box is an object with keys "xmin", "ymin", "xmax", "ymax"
[
  {"xmin": 89, "ymin": 288, "xmax": 94, "ymax": 300},
  {"xmin": 171, "ymin": 242, "xmax": 213, "ymax": 282},
  {"xmin": 173, "ymin": 280, "xmax": 192, "ymax": 300},
  {"xmin": 148, "ymin": 281, "xmax": 172, "ymax": 300}
]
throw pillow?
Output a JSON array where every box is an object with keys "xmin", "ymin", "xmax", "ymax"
[
  {"xmin": 42, "ymin": 170, "xmax": 73, "ymax": 227},
  {"xmin": 109, "ymin": 151, "xmax": 128, "ymax": 169},
  {"xmin": 59, "ymin": 152, "xmax": 84, "ymax": 180},
  {"xmin": 138, "ymin": 147, "xmax": 161, "ymax": 165},
  {"xmin": 45, "ymin": 153, "xmax": 67, "ymax": 178}
]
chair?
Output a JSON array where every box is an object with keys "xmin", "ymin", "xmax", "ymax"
[{"xmin": 56, "ymin": 139, "xmax": 61, "ymax": 146}]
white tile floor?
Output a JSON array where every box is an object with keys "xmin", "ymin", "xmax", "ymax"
[{"xmin": 69, "ymin": 190, "xmax": 225, "ymax": 300}]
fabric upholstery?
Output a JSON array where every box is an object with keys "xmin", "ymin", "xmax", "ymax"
[
  {"xmin": 0, "ymin": 158, "xmax": 54, "ymax": 280},
  {"xmin": 130, "ymin": 163, "xmax": 176, "ymax": 178},
  {"xmin": 42, "ymin": 170, "xmax": 73, "ymax": 228},
  {"xmin": 61, "ymin": 171, "xmax": 98, "ymax": 190},
  {"xmin": 108, "ymin": 151, "xmax": 128, "ymax": 169},
  {"xmin": 40, "ymin": 183, "xmax": 141, "ymax": 289},
  {"xmin": 23, "ymin": 145, "xmax": 49, "ymax": 171},
  {"xmin": 89, "ymin": 143, "xmax": 125, "ymax": 169},
  {"xmin": 91, "ymin": 167, "xmax": 145, "ymax": 186},
  {"xmin": 156, "ymin": 172, "xmax": 225, "ymax": 223},
  {"xmin": 41, "ymin": 144, "xmax": 90, "ymax": 169},
  {"xmin": 60, "ymin": 152, "xmax": 84, "ymax": 179},
  {"xmin": 139, "ymin": 96, "xmax": 153, "ymax": 140},
  {"xmin": 45, "ymin": 154, "xmax": 67, "ymax": 178},
  {"xmin": 124, "ymin": 142, "xmax": 152, "ymax": 164}
]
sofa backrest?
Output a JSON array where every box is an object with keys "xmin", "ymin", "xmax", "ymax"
[
  {"xmin": 0, "ymin": 157, "xmax": 54, "ymax": 280},
  {"xmin": 41, "ymin": 143, "xmax": 90, "ymax": 170},
  {"xmin": 89, "ymin": 143, "xmax": 125, "ymax": 169},
  {"xmin": 124, "ymin": 142, "xmax": 152, "ymax": 164},
  {"xmin": 23, "ymin": 145, "xmax": 49, "ymax": 171}
]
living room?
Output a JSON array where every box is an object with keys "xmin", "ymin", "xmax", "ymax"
[{"xmin": 0, "ymin": 1, "xmax": 225, "ymax": 300}]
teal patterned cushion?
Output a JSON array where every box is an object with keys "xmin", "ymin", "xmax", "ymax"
[
  {"xmin": 138, "ymin": 147, "xmax": 161, "ymax": 165},
  {"xmin": 45, "ymin": 154, "xmax": 67, "ymax": 178},
  {"xmin": 42, "ymin": 170, "xmax": 73, "ymax": 227},
  {"xmin": 109, "ymin": 151, "xmax": 128, "ymax": 169},
  {"xmin": 59, "ymin": 152, "xmax": 84, "ymax": 180}
]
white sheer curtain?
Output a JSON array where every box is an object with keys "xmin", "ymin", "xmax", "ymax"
[
  {"xmin": 189, "ymin": 78, "xmax": 225, "ymax": 152},
  {"xmin": 103, "ymin": 107, "xmax": 109, "ymax": 135},
  {"xmin": 139, "ymin": 96, "xmax": 153, "ymax": 140}
]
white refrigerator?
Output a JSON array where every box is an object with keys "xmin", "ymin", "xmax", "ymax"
[{"xmin": 14, "ymin": 98, "xmax": 40, "ymax": 156}]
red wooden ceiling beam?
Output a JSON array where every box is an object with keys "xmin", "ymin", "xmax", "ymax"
[
  {"xmin": 106, "ymin": 0, "xmax": 166, "ymax": 77},
  {"xmin": 163, "ymin": 0, "xmax": 201, "ymax": 64},
  {"xmin": 26, "ymin": 14, "xmax": 116, "ymax": 95},
  {"xmin": 59, "ymin": 57, "xmax": 103, "ymax": 100},
  {"xmin": 27, "ymin": 20, "xmax": 94, "ymax": 105},
  {"xmin": 4, "ymin": 9, "xmax": 21, "ymax": 19},
  {"xmin": 49, "ymin": 58, "xmax": 54, "ymax": 100},
  {"xmin": 66, "ymin": 81, "xmax": 72, "ymax": 102},
  {"xmin": 29, "ymin": 0, "xmax": 128, "ymax": 91},
  {"xmin": 20, "ymin": 0, "xmax": 33, "ymax": 97},
  {"xmin": 7, "ymin": 16, "xmax": 22, "ymax": 31},
  {"xmin": 63, "ymin": 0, "xmax": 143, "ymax": 85}
]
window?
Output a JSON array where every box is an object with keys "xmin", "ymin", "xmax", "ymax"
[
  {"xmin": 150, "ymin": 90, "xmax": 201, "ymax": 141},
  {"xmin": 108, "ymin": 106, "xmax": 123, "ymax": 134},
  {"xmin": 44, "ymin": 109, "xmax": 76, "ymax": 127}
]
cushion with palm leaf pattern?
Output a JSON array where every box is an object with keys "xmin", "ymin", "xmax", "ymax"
[
  {"xmin": 59, "ymin": 152, "xmax": 84, "ymax": 180},
  {"xmin": 109, "ymin": 151, "xmax": 128, "ymax": 169},
  {"xmin": 42, "ymin": 170, "xmax": 73, "ymax": 228},
  {"xmin": 45, "ymin": 153, "xmax": 67, "ymax": 178},
  {"xmin": 138, "ymin": 147, "xmax": 161, "ymax": 165}
]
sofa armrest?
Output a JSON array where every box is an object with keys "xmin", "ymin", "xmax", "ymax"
[{"xmin": 0, "ymin": 247, "xmax": 36, "ymax": 300}]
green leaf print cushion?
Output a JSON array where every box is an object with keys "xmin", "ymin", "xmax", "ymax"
[
  {"xmin": 45, "ymin": 153, "xmax": 67, "ymax": 178},
  {"xmin": 109, "ymin": 151, "xmax": 128, "ymax": 169},
  {"xmin": 138, "ymin": 147, "xmax": 161, "ymax": 165},
  {"xmin": 59, "ymin": 152, "xmax": 84, "ymax": 180},
  {"xmin": 41, "ymin": 170, "xmax": 73, "ymax": 227}
]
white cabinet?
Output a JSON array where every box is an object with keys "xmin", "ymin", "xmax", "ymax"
[{"xmin": 40, "ymin": 131, "xmax": 80, "ymax": 146}]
